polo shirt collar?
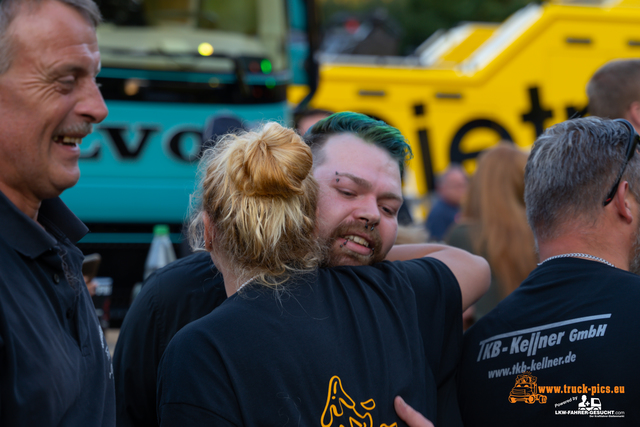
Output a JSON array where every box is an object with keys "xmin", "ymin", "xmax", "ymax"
[{"xmin": 0, "ymin": 190, "xmax": 88, "ymax": 259}]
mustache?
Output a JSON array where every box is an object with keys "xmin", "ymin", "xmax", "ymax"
[
  {"xmin": 329, "ymin": 220, "xmax": 382, "ymax": 252},
  {"xmin": 53, "ymin": 122, "xmax": 93, "ymax": 136}
]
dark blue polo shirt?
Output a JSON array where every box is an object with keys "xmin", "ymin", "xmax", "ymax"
[{"xmin": 0, "ymin": 191, "xmax": 115, "ymax": 426}]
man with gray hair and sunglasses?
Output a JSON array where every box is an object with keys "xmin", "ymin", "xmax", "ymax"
[
  {"xmin": 455, "ymin": 116, "xmax": 640, "ymax": 425},
  {"xmin": 0, "ymin": 0, "xmax": 113, "ymax": 425}
]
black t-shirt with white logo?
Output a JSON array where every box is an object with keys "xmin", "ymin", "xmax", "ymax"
[{"xmin": 459, "ymin": 258, "xmax": 640, "ymax": 426}]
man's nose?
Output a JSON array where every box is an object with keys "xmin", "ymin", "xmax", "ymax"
[
  {"xmin": 77, "ymin": 79, "xmax": 108, "ymax": 124},
  {"xmin": 354, "ymin": 196, "xmax": 380, "ymax": 226}
]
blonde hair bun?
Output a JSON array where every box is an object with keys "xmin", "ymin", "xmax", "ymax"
[
  {"xmin": 189, "ymin": 121, "xmax": 322, "ymax": 289},
  {"xmin": 229, "ymin": 122, "xmax": 312, "ymax": 198}
]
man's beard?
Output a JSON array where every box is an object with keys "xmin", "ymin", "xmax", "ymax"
[
  {"xmin": 320, "ymin": 220, "xmax": 386, "ymax": 267},
  {"xmin": 629, "ymin": 224, "xmax": 640, "ymax": 275}
]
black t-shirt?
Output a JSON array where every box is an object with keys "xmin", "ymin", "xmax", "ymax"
[
  {"xmin": 0, "ymin": 193, "xmax": 115, "ymax": 426},
  {"xmin": 113, "ymin": 251, "xmax": 227, "ymax": 427},
  {"xmin": 459, "ymin": 258, "xmax": 640, "ymax": 426},
  {"xmin": 157, "ymin": 258, "xmax": 462, "ymax": 427}
]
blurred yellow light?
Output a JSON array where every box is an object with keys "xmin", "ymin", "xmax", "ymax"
[
  {"xmin": 124, "ymin": 79, "xmax": 140, "ymax": 96},
  {"xmin": 198, "ymin": 42, "xmax": 214, "ymax": 56}
]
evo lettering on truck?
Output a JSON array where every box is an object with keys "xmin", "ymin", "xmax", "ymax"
[
  {"xmin": 62, "ymin": 0, "xmax": 317, "ymax": 323},
  {"xmin": 290, "ymin": 0, "xmax": 640, "ymax": 216}
]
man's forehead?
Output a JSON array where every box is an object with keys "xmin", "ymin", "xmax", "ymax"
[
  {"xmin": 10, "ymin": 0, "xmax": 97, "ymax": 38},
  {"xmin": 320, "ymin": 133, "xmax": 396, "ymax": 166},
  {"xmin": 8, "ymin": 1, "xmax": 100, "ymax": 66},
  {"xmin": 316, "ymin": 133, "xmax": 402, "ymax": 191}
]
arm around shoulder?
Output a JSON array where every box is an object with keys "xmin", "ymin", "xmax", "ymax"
[{"xmin": 386, "ymin": 244, "xmax": 490, "ymax": 311}]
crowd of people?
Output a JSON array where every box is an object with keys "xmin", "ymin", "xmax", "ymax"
[{"xmin": 1, "ymin": 0, "xmax": 640, "ymax": 426}]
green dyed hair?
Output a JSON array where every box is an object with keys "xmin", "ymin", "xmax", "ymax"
[{"xmin": 303, "ymin": 112, "xmax": 413, "ymax": 172}]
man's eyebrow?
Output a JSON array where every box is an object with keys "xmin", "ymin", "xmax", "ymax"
[
  {"xmin": 379, "ymin": 192, "xmax": 404, "ymax": 203},
  {"xmin": 336, "ymin": 172, "xmax": 371, "ymax": 189},
  {"xmin": 57, "ymin": 59, "xmax": 100, "ymax": 75},
  {"xmin": 53, "ymin": 65, "xmax": 85, "ymax": 77},
  {"xmin": 336, "ymin": 172, "xmax": 403, "ymax": 203}
]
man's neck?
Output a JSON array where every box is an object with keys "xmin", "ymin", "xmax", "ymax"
[
  {"xmin": 537, "ymin": 231, "xmax": 630, "ymax": 271},
  {"xmin": 0, "ymin": 182, "xmax": 41, "ymax": 222}
]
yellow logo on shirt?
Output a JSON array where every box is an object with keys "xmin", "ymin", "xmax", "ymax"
[{"xmin": 321, "ymin": 376, "xmax": 397, "ymax": 427}]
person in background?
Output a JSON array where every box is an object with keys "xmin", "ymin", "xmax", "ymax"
[
  {"xmin": 156, "ymin": 121, "xmax": 489, "ymax": 426},
  {"xmin": 114, "ymin": 112, "xmax": 489, "ymax": 427},
  {"xmin": 425, "ymin": 165, "xmax": 468, "ymax": 241},
  {"xmin": 446, "ymin": 143, "xmax": 536, "ymax": 325},
  {"xmin": 458, "ymin": 117, "xmax": 640, "ymax": 426},
  {"xmin": 0, "ymin": 0, "xmax": 113, "ymax": 425},
  {"xmin": 395, "ymin": 224, "xmax": 429, "ymax": 245},
  {"xmin": 83, "ymin": 252, "xmax": 102, "ymax": 297},
  {"xmin": 294, "ymin": 107, "xmax": 334, "ymax": 135},
  {"xmin": 587, "ymin": 59, "xmax": 640, "ymax": 130}
]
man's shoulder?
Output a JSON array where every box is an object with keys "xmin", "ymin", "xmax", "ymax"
[
  {"xmin": 153, "ymin": 251, "xmax": 215, "ymax": 276},
  {"xmin": 426, "ymin": 199, "xmax": 445, "ymax": 218},
  {"xmin": 332, "ymin": 258, "xmax": 461, "ymax": 316},
  {"xmin": 150, "ymin": 251, "xmax": 215, "ymax": 278},
  {"xmin": 428, "ymin": 198, "xmax": 457, "ymax": 216},
  {"xmin": 329, "ymin": 257, "xmax": 453, "ymax": 287},
  {"xmin": 117, "ymin": 251, "xmax": 226, "ymax": 353},
  {"xmin": 139, "ymin": 251, "xmax": 223, "ymax": 303}
]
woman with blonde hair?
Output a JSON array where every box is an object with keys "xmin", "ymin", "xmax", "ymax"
[
  {"xmin": 188, "ymin": 121, "xmax": 323, "ymax": 292},
  {"xmin": 447, "ymin": 143, "xmax": 536, "ymax": 321},
  {"xmin": 156, "ymin": 121, "xmax": 488, "ymax": 426}
]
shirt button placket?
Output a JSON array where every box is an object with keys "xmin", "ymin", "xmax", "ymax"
[{"xmin": 53, "ymin": 273, "xmax": 60, "ymax": 284}]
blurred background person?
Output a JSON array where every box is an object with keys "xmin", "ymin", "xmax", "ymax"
[
  {"xmin": 446, "ymin": 144, "xmax": 536, "ymax": 326},
  {"xmin": 425, "ymin": 165, "xmax": 468, "ymax": 241},
  {"xmin": 294, "ymin": 108, "xmax": 334, "ymax": 135},
  {"xmin": 82, "ymin": 253, "xmax": 102, "ymax": 297},
  {"xmin": 587, "ymin": 58, "xmax": 640, "ymax": 131},
  {"xmin": 395, "ymin": 224, "xmax": 429, "ymax": 245}
]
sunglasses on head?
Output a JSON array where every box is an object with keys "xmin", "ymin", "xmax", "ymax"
[{"xmin": 603, "ymin": 118, "xmax": 640, "ymax": 207}]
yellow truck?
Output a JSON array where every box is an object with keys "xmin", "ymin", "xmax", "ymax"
[{"xmin": 290, "ymin": 0, "xmax": 640, "ymax": 216}]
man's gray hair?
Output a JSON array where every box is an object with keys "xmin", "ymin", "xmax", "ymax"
[
  {"xmin": 587, "ymin": 59, "xmax": 640, "ymax": 119},
  {"xmin": 0, "ymin": 0, "xmax": 101, "ymax": 75},
  {"xmin": 525, "ymin": 117, "xmax": 640, "ymax": 241}
]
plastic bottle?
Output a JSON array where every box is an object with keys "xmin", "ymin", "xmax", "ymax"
[{"xmin": 143, "ymin": 224, "xmax": 177, "ymax": 280}]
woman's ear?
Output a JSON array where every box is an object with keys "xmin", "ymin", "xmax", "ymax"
[{"xmin": 203, "ymin": 213, "xmax": 214, "ymax": 251}]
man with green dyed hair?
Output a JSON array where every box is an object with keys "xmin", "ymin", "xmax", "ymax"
[{"xmin": 305, "ymin": 111, "xmax": 412, "ymax": 173}]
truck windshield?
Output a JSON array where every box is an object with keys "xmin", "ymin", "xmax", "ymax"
[
  {"xmin": 99, "ymin": 0, "xmax": 258, "ymax": 34},
  {"xmin": 95, "ymin": 0, "xmax": 288, "ymax": 74}
]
